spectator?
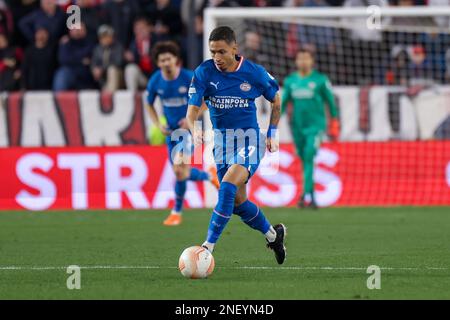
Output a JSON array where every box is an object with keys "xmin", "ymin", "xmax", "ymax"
[
  {"xmin": 124, "ymin": 16, "xmax": 155, "ymax": 91},
  {"xmin": 146, "ymin": 0, "xmax": 182, "ymax": 40},
  {"xmin": 57, "ymin": 0, "xmax": 72, "ymax": 11},
  {"xmin": 242, "ymin": 30, "xmax": 269, "ymax": 66},
  {"xmin": 91, "ymin": 25, "xmax": 124, "ymax": 92},
  {"xmin": 207, "ymin": 0, "xmax": 254, "ymax": 6},
  {"xmin": 407, "ymin": 45, "xmax": 435, "ymax": 85},
  {"xmin": 285, "ymin": 0, "xmax": 342, "ymax": 82},
  {"xmin": 0, "ymin": 31, "xmax": 22, "ymax": 91},
  {"xmin": 21, "ymin": 26, "xmax": 56, "ymax": 90},
  {"xmin": 419, "ymin": 31, "xmax": 449, "ymax": 83},
  {"xmin": 384, "ymin": 45, "xmax": 409, "ymax": 85},
  {"xmin": 341, "ymin": 0, "xmax": 390, "ymax": 84},
  {"xmin": 180, "ymin": 0, "xmax": 206, "ymax": 68},
  {"xmin": 76, "ymin": 0, "xmax": 103, "ymax": 43},
  {"xmin": 18, "ymin": 0, "xmax": 66, "ymax": 44},
  {"xmin": 434, "ymin": 116, "xmax": 450, "ymax": 139},
  {"xmin": 284, "ymin": 0, "xmax": 320, "ymax": 5},
  {"xmin": 102, "ymin": 0, "xmax": 140, "ymax": 49},
  {"xmin": 4, "ymin": 0, "xmax": 40, "ymax": 47},
  {"xmin": 446, "ymin": 47, "xmax": 450, "ymax": 82},
  {"xmin": 323, "ymin": 0, "xmax": 345, "ymax": 5},
  {"xmin": 342, "ymin": 0, "xmax": 389, "ymax": 42},
  {"xmin": 186, "ymin": 14, "xmax": 204, "ymax": 67},
  {"xmin": 53, "ymin": 22, "xmax": 95, "ymax": 91},
  {"xmin": 285, "ymin": 0, "xmax": 340, "ymax": 52},
  {"xmin": 253, "ymin": 0, "xmax": 283, "ymax": 5},
  {"xmin": 0, "ymin": 0, "xmax": 14, "ymax": 41}
]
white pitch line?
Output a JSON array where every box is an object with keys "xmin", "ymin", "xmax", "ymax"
[
  {"xmin": 0, "ymin": 266, "xmax": 171, "ymax": 271},
  {"xmin": 0, "ymin": 266, "xmax": 448, "ymax": 271}
]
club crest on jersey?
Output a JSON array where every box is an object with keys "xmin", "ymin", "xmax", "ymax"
[
  {"xmin": 308, "ymin": 82, "xmax": 316, "ymax": 89},
  {"xmin": 178, "ymin": 86, "xmax": 187, "ymax": 94},
  {"xmin": 240, "ymin": 82, "xmax": 251, "ymax": 92}
]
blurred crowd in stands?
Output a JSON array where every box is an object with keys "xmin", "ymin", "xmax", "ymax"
[{"xmin": 0, "ymin": 0, "xmax": 449, "ymax": 92}]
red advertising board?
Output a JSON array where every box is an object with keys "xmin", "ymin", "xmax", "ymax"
[
  {"xmin": 248, "ymin": 142, "xmax": 450, "ymax": 207},
  {"xmin": 0, "ymin": 146, "xmax": 205, "ymax": 211},
  {"xmin": 0, "ymin": 142, "xmax": 449, "ymax": 210}
]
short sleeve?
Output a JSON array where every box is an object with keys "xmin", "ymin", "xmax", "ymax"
[
  {"xmin": 188, "ymin": 66, "xmax": 208, "ymax": 107},
  {"xmin": 256, "ymin": 65, "xmax": 279, "ymax": 102},
  {"xmin": 146, "ymin": 74, "xmax": 158, "ymax": 105}
]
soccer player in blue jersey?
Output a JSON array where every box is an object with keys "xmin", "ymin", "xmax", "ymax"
[
  {"xmin": 186, "ymin": 27, "xmax": 287, "ymax": 264},
  {"xmin": 146, "ymin": 41, "xmax": 220, "ymax": 226}
]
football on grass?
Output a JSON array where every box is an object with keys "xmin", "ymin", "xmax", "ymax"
[{"xmin": 178, "ymin": 246, "xmax": 215, "ymax": 279}]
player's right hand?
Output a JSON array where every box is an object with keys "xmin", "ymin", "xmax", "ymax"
[
  {"xmin": 193, "ymin": 130, "xmax": 203, "ymax": 147},
  {"xmin": 328, "ymin": 119, "xmax": 340, "ymax": 142},
  {"xmin": 266, "ymin": 137, "xmax": 279, "ymax": 153},
  {"xmin": 159, "ymin": 124, "xmax": 171, "ymax": 136}
]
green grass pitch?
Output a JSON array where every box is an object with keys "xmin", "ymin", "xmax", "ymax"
[{"xmin": 0, "ymin": 207, "xmax": 449, "ymax": 299}]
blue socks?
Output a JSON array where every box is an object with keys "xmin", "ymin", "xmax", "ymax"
[
  {"xmin": 233, "ymin": 200, "xmax": 271, "ymax": 234},
  {"xmin": 206, "ymin": 182, "xmax": 237, "ymax": 243},
  {"xmin": 189, "ymin": 167, "xmax": 209, "ymax": 181},
  {"xmin": 204, "ymin": 184, "xmax": 273, "ymax": 249},
  {"xmin": 173, "ymin": 168, "xmax": 209, "ymax": 213},
  {"xmin": 174, "ymin": 179, "xmax": 187, "ymax": 213}
]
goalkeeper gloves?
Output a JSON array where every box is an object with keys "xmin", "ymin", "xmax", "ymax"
[{"xmin": 328, "ymin": 119, "xmax": 340, "ymax": 141}]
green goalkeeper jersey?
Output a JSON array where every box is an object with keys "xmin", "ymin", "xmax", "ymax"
[{"xmin": 281, "ymin": 69, "xmax": 338, "ymax": 131}]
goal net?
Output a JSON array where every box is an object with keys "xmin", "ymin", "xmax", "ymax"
[
  {"xmin": 201, "ymin": 7, "xmax": 450, "ymax": 207},
  {"xmin": 204, "ymin": 7, "xmax": 450, "ymax": 87}
]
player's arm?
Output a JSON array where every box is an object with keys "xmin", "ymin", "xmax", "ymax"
[
  {"xmin": 145, "ymin": 75, "xmax": 171, "ymax": 136},
  {"xmin": 186, "ymin": 105, "xmax": 200, "ymax": 133},
  {"xmin": 146, "ymin": 103, "xmax": 171, "ymax": 136},
  {"xmin": 187, "ymin": 68, "xmax": 208, "ymax": 147},
  {"xmin": 321, "ymin": 77, "xmax": 340, "ymax": 141},
  {"xmin": 258, "ymin": 66, "xmax": 281, "ymax": 153},
  {"xmin": 266, "ymin": 92, "xmax": 281, "ymax": 153},
  {"xmin": 280, "ymin": 78, "xmax": 291, "ymax": 115},
  {"xmin": 186, "ymin": 105, "xmax": 203, "ymax": 147},
  {"xmin": 199, "ymin": 100, "xmax": 208, "ymax": 116},
  {"xmin": 181, "ymin": 100, "xmax": 207, "ymax": 128}
]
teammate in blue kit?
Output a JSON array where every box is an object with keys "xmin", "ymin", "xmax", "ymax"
[
  {"xmin": 146, "ymin": 41, "xmax": 220, "ymax": 226},
  {"xmin": 186, "ymin": 27, "xmax": 287, "ymax": 264}
]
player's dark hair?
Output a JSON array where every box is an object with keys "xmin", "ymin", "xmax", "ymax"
[
  {"xmin": 152, "ymin": 41, "xmax": 181, "ymax": 62},
  {"xmin": 296, "ymin": 45, "xmax": 316, "ymax": 58},
  {"xmin": 209, "ymin": 26, "xmax": 236, "ymax": 44}
]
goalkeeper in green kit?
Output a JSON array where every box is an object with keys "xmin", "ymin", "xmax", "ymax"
[{"xmin": 281, "ymin": 47, "xmax": 340, "ymax": 209}]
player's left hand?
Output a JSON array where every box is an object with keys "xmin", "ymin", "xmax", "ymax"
[
  {"xmin": 178, "ymin": 118, "xmax": 189, "ymax": 130},
  {"xmin": 266, "ymin": 137, "xmax": 279, "ymax": 153},
  {"xmin": 328, "ymin": 119, "xmax": 340, "ymax": 142}
]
